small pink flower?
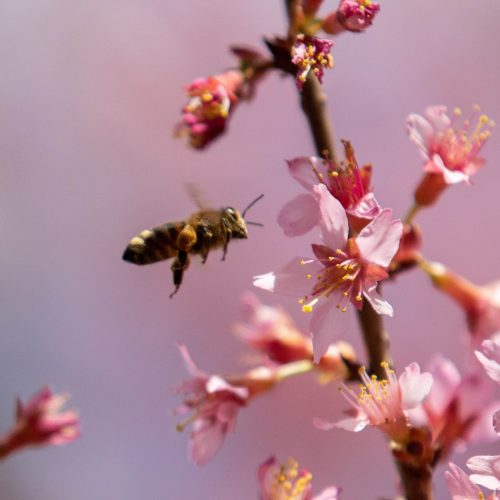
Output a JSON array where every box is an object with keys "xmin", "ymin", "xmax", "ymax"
[
  {"xmin": 176, "ymin": 71, "xmax": 242, "ymax": 149},
  {"xmin": 0, "ymin": 387, "xmax": 79, "ymax": 460},
  {"xmin": 173, "ymin": 345, "xmax": 249, "ymax": 466},
  {"xmin": 235, "ymin": 293, "xmax": 356, "ymax": 381},
  {"xmin": 291, "ymin": 35, "xmax": 334, "ymax": 90},
  {"xmin": 258, "ymin": 456, "xmax": 341, "ymax": 500},
  {"xmin": 315, "ymin": 362, "xmax": 432, "ymax": 442},
  {"xmin": 422, "ymin": 262, "xmax": 500, "ymax": 343},
  {"xmin": 445, "ymin": 462, "xmax": 491, "ymax": 500},
  {"xmin": 278, "ymin": 141, "xmax": 381, "ymax": 236},
  {"xmin": 323, "ymin": 1, "xmax": 381, "ymax": 34},
  {"xmin": 256, "ymin": 184, "xmax": 402, "ymax": 359},
  {"xmin": 235, "ymin": 292, "xmax": 314, "ymax": 364},
  {"xmin": 467, "ymin": 455, "xmax": 500, "ymax": 492},
  {"xmin": 407, "ymin": 105, "xmax": 494, "ymax": 204},
  {"xmin": 412, "ymin": 356, "xmax": 499, "ymax": 460},
  {"xmin": 476, "ymin": 337, "xmax": 500, "ymax": 383}
]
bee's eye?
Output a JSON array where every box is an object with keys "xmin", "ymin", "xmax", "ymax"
[{"xmin": 226, "ymin": 207, "xmax": 237, "ymax": 218}]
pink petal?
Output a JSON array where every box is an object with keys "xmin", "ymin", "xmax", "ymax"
[
  {"xmin": 399, "ymin": 362, "xmax": 433, "ymax": 410},
  {"xmin": 466, "ymin": 401, "xmax": 500, "ymax": 443},
  {"xmin": 464, "ymin": 157, "xmax": 485, "ymax": 176},
  {"xmin": 189, "ymin": 420, "xmax": 226, "ymax": 466},
  {"xmin": 347, "ymin": 192, "xmax": 382, "ymax": 220},
  {"xmin": 363, "ymin": 287, "xmax": 393, "ymax": 316},
  {"xmin": 424, "ymin": 105, "xmax": 451, "ymax": 132},
  {"xmin": 406, "ymin": 113, "xmax": 433, "ymax": 159},
  {"xmin": 445, "ymin": 462, "xmax": 483, "ymax": 500},
  {"xmin": 254, "ymin": 258, "xmax": 324, "ymax": 297},
  {"xmin": 312, "ymin": 486, "xmax": 341, "ymax": 500},
  {"xmin": 309, "ymin": 296, "xmax": 351, "ymax": 362},
  {"xmin": 177, "ymin": 344, "xmax": 206, "ymax": 378},
  {"xmin": 333, "ymin": 415, "xmax": 369, "ymax": 432},
  {"xmin": 277, "ymin": 193, "xmax": 320, "ymax": 236},
  {"xmin": 286, "ymin": 157, "xmax": 325, "ymax": 191},
  {"xmin": 313, "ymin": 184, "xmax": 348, "ymax": 251},
  {"xmin": 313, "ymin": 416, "xmax": 337, "ymax": 431},
  {"xmin": 424, "ymin": 356, "xmax": 461, "ymax": 415},
  {"xmin": 428, "ymin": 154, "xmax": 469, "ymax": 184},
  {"xmin": 475, "ymin": 339, "xmax": 500, "ymax": 382},
  {"xmin": 356, "ymin": 209, "xmax": 402, "ymax": 267},
  {"xmin": 205, "ymin": 375, "xmax": 248, "ymax": 400},
  {"xmin": 467, "ymin": 455, "xmax": 500, "ymax": 491}
]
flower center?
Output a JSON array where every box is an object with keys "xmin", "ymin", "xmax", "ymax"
[
  {"xmin": 437, "ymin": 105, "xmax": 494, "ymax": 170},
  {"xmin": 270, "ymin": 458, "xmax": 312, "ymax": 500},
  {"xmin": 299, "ymin": 248, "xmax": 363, "ymax": 314}
]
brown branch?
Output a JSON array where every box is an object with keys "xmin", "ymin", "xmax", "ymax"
[{"xmin": 296, "ymin": 72, "xmax": 433, "ymax": 500}]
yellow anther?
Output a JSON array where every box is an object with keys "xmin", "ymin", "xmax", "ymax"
[
  {"xmin": 341, "ymin": 306, "xmax": 347, "ymax": 312},
  {"xmin": 306, "ymin": 274, "xmax": 312, "ymax": 280},
  {"xmin": 480, "ymin": 114, "xmax": 490, "ymax": 124},
  {"xmin": 336, "ymin": 249, "xmax": 343, "ymax": 254},
  {"xmin": 300, "ymin": 259, "xmax": 307, "ymax": 265},
  {"xmin": 201, "ymin": 92, "xmax": 213, "ymax": 102},
  {"xmin": 298, "ymin": 298, "xmax": 304, "ymax": 305},
  {"xmin": 453, "ymin": 107, "xmax": 462, "ymax": 116},
  {"xmin": 302, "ymin": 304, "xmax": 313, "ymax": 313},
  {"xmin": 380, "ymin": 361, "xmax": 389, "ymax": 368},
  {"xmin": 329, "ymin": 170, "xmax": 339, "ymax": 177},
  {"xmin": 328, "ymin": 256, "xmax": 335, "ymax": 261},
  {"xmin": 343, "ymin": 291, "xmax": 349, "ymax": 296},
  {"xmin": 355, "ymin": 295, "xmax": 362, "ymax": 302}
]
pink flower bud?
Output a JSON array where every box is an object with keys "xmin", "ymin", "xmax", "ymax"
[{"xmin": 323, "ymin": 0, "xmax": 380, "ymax": 35}]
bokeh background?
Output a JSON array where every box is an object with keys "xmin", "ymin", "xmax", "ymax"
[{"xmin": 2, "ymin": 1, "xmax": 500, "ymax": 498}]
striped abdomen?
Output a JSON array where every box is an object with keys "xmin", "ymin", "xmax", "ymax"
[{"xmin": 122, "ymin": 222, "xmax": 184, "ymax": 265}]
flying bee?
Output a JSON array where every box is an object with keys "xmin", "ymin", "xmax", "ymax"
[{"xmin": 122, "ymin": 193, "xmax": 263, "ymax": 298}]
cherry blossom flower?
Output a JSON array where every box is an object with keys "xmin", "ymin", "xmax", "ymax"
[
  {"xmin": 291, "ymin": 35, "xmax": 334, "ymax": 90},
  {"xmin": 468, "ymin": 455, "xmax": 500, "ymax": 492},
  {"xmin": 421, "ymin": 261, "xmax": 500, "ymax": 344},
  {"xmin": 314, "ymin": 362, "xmax": 433, "ymax": 442},
  {"xmin": 235, "ymin": 293, "xmax": 357, "ymax": 383},
  {"xmin": 278, "ymin": 141, "xmax": 381, "ymax": 236},
  {"xmin": 407, "ymin": 105, "xmax": 494, "ymax": 205},
  {"xmin": 256, "ymin": 184, "xmax": 402, "ymax": 359},
  {"xmin": 258, "ymin": 456, "xmax": 340, "ymax": 500},
  {"xmin": 410, "ymin": 356, "xmax": 499, "ymax": 461},
  {"xmin": 0, "ymin": 387, "xmax": 79, "ymax": 460},
  {"xmin": 173, "ymin": 344, "xmax": 249, "ymax": 466},
  {"xmin": 445, "ymin": 462, "xmax": 494, "ymax": 500},
  {"xmin": 323, "ymin": 0, "xmax": 380, "ymax": 34}
]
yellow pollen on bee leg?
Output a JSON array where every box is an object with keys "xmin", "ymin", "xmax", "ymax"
[
  {"xmin": 130, "ymin": 237, "xmax": 144, "ymax": 246},
  {"xmin": 140, "ymin": 229, "xmax": 154, "ymax": 239}
]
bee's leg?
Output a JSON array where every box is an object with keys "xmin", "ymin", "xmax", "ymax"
[
  {"xmin": 170, "ymin": 251, "xmax": 190, "ymax": 298},
  {"xmin": 197, "ymin": 224, "xmax": 212, "ymax": 264},
  {"xmin": 221, "ymin": 231, "xmax": 231, "ymax": 261}
]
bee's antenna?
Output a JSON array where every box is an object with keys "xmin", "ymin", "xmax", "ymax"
[
  {"xmin": 242, "ymin": 194, "xmax": 264, "ymax": 218},
  {"xmin": 246, "ymin": 221, "xmax": 264, "ymax": 227}
]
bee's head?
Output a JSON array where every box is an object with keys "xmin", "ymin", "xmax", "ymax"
[{"xmin": 223, "ymin": 207, "xmax": 248, "ymax": 239}]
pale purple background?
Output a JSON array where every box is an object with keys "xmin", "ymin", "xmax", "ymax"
[{"xmin": 1, "ymin": 1, "xmax": 500, "ymax": 498}]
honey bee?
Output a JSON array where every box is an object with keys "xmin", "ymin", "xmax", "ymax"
[{"xmin": 122, "ymin": 193, "xmax": 263, "ymax": 297}]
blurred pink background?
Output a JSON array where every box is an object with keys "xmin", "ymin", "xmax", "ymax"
[{"xmin": 2, "ymin": 0, "xmax": 500, "ymax": 498}]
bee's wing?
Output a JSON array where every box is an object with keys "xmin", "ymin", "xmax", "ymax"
[{"xmin": 185, "ymin": 183, "xmax": 212, "ymax": 210}]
